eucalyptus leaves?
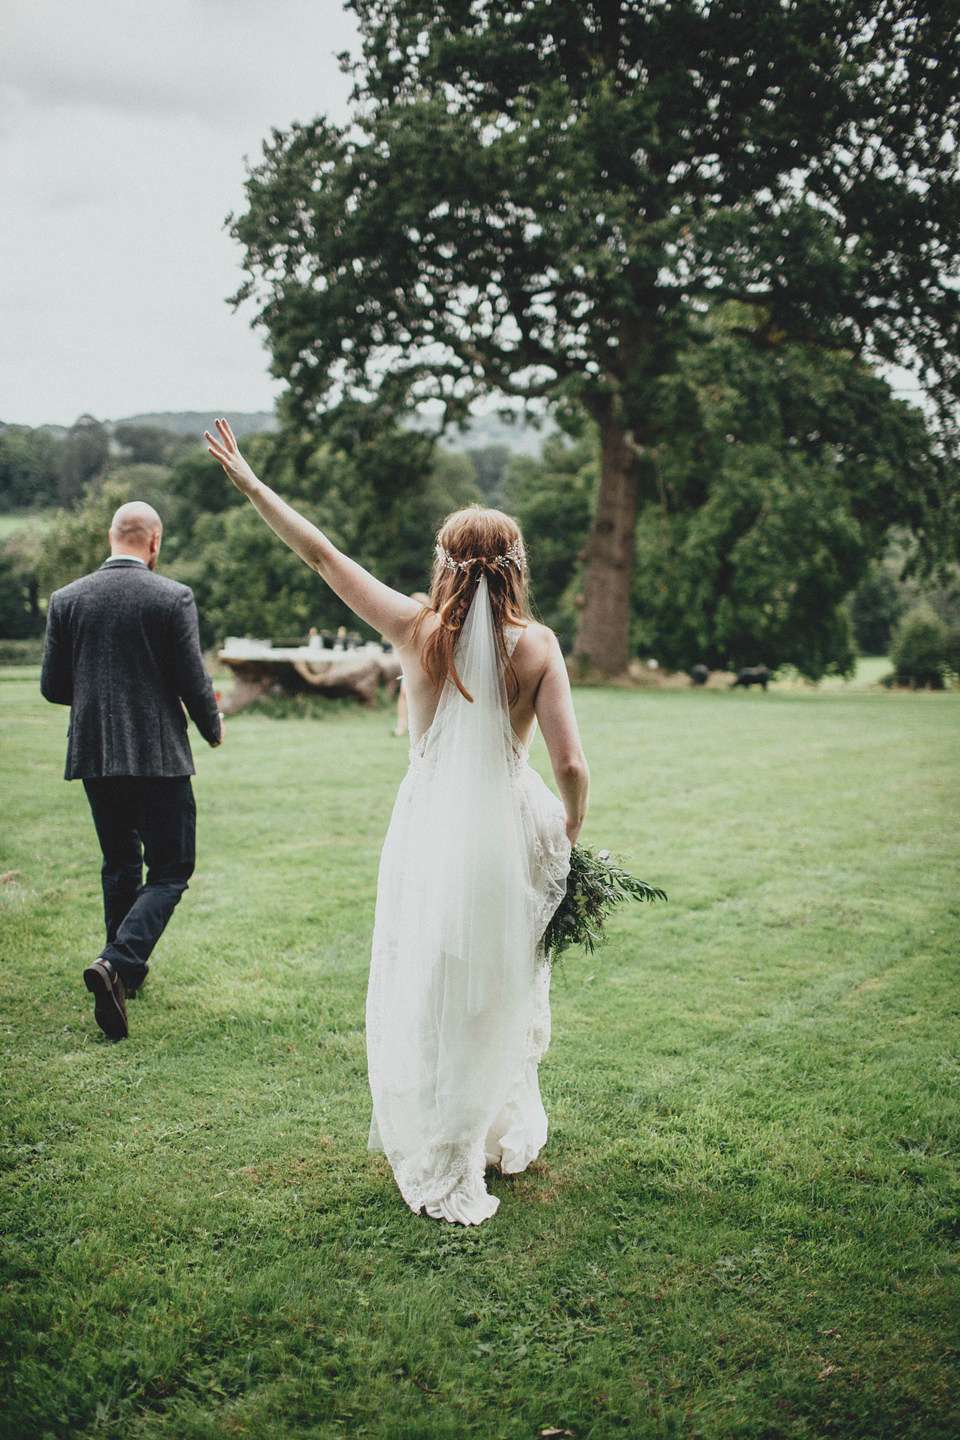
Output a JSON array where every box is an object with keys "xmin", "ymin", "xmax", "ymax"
[{"xmin": 544, "ymin": 845, "xmax": 667, "ymax": 964}]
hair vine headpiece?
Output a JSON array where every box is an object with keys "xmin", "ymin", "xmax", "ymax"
[{"xmin": 435, "ymin": 538, "xmax": 526, "ymax": 572}]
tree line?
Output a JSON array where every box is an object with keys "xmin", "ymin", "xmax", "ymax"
[
  {"xmin": 1, "ymin": 409, "xmax": 957, "ymax": 683},
  {"xmin": 0, "ymin": 416, "xmax": 496, "ymax": 650}
]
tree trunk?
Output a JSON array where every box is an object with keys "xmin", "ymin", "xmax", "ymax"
[{"xmin": 572, "ymin": 404, "xmax": 639, "ymax": 677}]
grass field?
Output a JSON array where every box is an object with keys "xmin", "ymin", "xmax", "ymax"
[
  {"xmin": 1, "ymin": 673, "xmax": 957, "ymax": 1440},
  {"xmin": 0, "ymin": 512, "xmax": 53, "ymax": 541}
]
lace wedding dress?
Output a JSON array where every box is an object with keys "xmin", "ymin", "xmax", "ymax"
[{"xmin": 366, "ymin": 577, "xmax": 570, "ymax": 1225}]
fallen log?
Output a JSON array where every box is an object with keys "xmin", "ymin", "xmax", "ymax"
[{"xmin": 218, "ymin": 637, "xmax": 402, "ymax": 713}]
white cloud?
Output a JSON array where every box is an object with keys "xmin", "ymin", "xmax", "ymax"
[
  {"xmin": 0, "ymin": 0, "xmax": 360, "ymax": 426},
  {"xmin": 1, "ymin": 0, "xmax": 358, "ymax": 125}
]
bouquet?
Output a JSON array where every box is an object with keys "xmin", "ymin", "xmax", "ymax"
[{"xmin": 543, "ymin": 844, "xmax": 667, "ymax": 964}]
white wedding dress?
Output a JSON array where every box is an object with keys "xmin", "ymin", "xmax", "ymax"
[{"xmin": 366, "ymin": 577, "xmax": 570, "ymax": 1224}]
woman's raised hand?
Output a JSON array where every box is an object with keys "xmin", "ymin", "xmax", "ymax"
[{"xmin": 205, "ymin": 418, "xmax": 260, "ymax": 495}]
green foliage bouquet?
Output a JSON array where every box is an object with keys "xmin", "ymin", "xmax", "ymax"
[{"xmin": 544, "ymin": 845, "xmax": 667, "ymax": 964}]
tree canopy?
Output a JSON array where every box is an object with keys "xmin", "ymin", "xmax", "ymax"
[{"xmin": 231, "ymin": 0, "xmax": 960, "ymax": 674}]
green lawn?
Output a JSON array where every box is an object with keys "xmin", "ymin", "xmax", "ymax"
[
  {"xmin": 1, "ymin": 674, "xmax": 957, "ymax": 1440},
  {"xmin": 0, "ymin": 512, "xmax": 54, "ymax": 541}
]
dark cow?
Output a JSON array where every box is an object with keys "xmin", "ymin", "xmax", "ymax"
[
  {"xmin": 731, "ymin": 666, "xmax": 771, "ymax": 690},
  {"xmin": 690, "ymin": 664, "xmax": 709, "ymax": 686}
]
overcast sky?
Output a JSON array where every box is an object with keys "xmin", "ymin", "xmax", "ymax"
[
  {"xmin": 0, "ymin": 0, "xmax": 360, "ymax": 428},
  {"xmin": 2, "ymin": 0, "xmax": 931, "ymax": 434}
]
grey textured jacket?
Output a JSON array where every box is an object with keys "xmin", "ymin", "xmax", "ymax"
[{"xmin": 41, "ymin": 559, "xmax": 221, "ymax": 780}]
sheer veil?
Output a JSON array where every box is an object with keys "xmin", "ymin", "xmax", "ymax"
[{"xmin": 367, "ymin": 575, "xmax": 569, "ymax": 1218}]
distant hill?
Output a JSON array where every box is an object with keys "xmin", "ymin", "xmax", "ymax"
[
  {"xmin": 118, "ymin": 407, "xmax": 552, "ymax": 455},
  {"xmin": 12, "ymin": 406, "xmax": 552, "ymax": 457},
  {"xmin": 114, "ymin": 410, "xmax": 279, "ymax": 438}
]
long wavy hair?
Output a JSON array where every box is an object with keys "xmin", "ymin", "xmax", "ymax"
[{"xmin": 417, "ymin": 506, "xmax": 533, "ymax": 702}]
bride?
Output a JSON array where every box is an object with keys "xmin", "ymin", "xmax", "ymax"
[{"xmin": 207, "ymin": 418, "xmax": 589, "ymax": 1225}]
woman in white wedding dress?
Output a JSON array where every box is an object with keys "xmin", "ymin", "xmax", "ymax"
[{"xmin": 207, "ymin": 419, "xmax": 590, "ymax": 1225}]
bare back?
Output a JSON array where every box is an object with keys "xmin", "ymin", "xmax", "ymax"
[{"xmin": 397, "ymin": 613, "xmax": 578, "ymax": 764}]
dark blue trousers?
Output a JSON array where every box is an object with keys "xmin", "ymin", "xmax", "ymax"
[{"xmin": 82, "ymin": 776, "xmax": 196, "ymax": 990}]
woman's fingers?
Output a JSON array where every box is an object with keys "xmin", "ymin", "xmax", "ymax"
[
  {"xmin": 204, "ymin": 435, "xmax": 229, "ymax": 468},
  {"xmin": 205, "ymin": 419, "xmax": 242, "ymax": 471},
  {"xmin": 204, "ymin": 420, "xmax": 258, "ymax": 494},
  {"xmin": 203, "ymin": 419, "xmax": 235, "ymax": 452}
]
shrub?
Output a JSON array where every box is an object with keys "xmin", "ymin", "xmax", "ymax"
[
  {"xmin": 0, "ymin": 638, "xmax": 44, "ymax": 665},
  {"xmin": 944, "ymin": 621, "xmax": 960, "ymax": 681},
  {"xmin": 0, "ymin": 548, "xmax": 44, "ymax": 641},
  {"xmin": 889, "ymin": 604, "xmax": 947, "ymax": 688},
  {"xmin": 848, "ymin": 565, "xmax": 905, "ymax": 656}
]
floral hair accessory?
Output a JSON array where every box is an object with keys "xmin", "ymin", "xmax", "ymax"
[{"xmin": 435, "ymin": 538, "xmax": 526, "ymax": 571}]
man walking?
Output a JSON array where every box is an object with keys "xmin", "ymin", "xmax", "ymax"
[{"xmin": 41, "ymin": 501, "xmax": 224, "ymax": 1040}]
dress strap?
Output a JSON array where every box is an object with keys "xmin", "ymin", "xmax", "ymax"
[{"xmin": 503, "ymin": 624, "xmax": 524, "ymax": 660}]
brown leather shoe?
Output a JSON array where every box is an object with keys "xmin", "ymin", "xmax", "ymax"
[{"xmin": 83, "ymin": 958, "xmax": 128, "ymax": 1040}]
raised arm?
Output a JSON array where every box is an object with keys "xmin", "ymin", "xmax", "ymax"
[
  {"xmin": 534, "ymin": 633, "xmax": 590, "ymax": 844},
  {"xmin": 205, "ymin": 419, "xmax": 423, "ymax": 647}
]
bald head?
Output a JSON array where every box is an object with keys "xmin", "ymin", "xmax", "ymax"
[{"xmin": 109, "ymin": 502, "xmax": 163, "ymax": 569}]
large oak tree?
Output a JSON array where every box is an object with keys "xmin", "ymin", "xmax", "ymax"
[{"xmin": 232, "ymin": 0, "xmax": 960, "ymax": 673}]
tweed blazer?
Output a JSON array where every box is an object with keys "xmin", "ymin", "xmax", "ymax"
[{"xmin": 41, "ymin": 559, "xmax": 221, "ymax": 780}]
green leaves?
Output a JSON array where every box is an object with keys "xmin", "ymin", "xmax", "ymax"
[
  {"xmin": 630, "ymin": 312, "xmax": 956, "ymax": 676},
  {"xmin": 543, "ymin": 843, "xmax": 667, "ymax": 963},
  {"xmin": 228, "ymin": 0, "xmax": 959, "ymax": 674}
]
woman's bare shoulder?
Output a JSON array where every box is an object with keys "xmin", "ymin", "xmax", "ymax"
[
  {"xmin": 513, "ymin": 621, "xmax": 561, "ymax": 670},
  {"xmin": 517, "ymin": 620, "xmax": 560, "ymax": 648}
]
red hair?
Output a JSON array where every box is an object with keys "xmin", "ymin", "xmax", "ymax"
[{"xmin": 417, "ymin": 506, "xmax": 532, "ymax": 702}]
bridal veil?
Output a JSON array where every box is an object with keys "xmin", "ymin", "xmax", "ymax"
[{"xmin": 366, "ymin": 575, "xmax": 569, "ymax": 1223}]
